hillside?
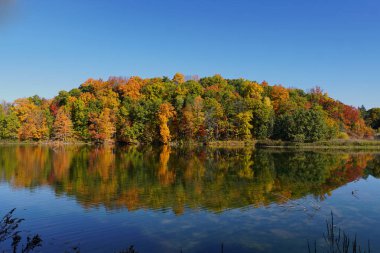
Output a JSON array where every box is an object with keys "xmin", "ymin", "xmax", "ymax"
[{"xmin": 0, "ymin": 74, "xmax": 375, "ymax": 144}]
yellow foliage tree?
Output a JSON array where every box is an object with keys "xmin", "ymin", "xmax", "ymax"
[
  {"xmin": 158, "ymin": 102, "xmax": 176, "ymax": 144},
  {"xmin": 173, "ymin": 73, "xmax": 185, "ymax": 84},
  {"xmin": 14, "ymin": 98, "xmax": 49, "ymax": 141},
  {"xmin": 243, "ymin": 81, "xmax": 264, "ymax": 100}
]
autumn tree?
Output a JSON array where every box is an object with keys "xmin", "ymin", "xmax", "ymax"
[
  {"xmin": 179, "ymin": 96, "xmax": 206, "ymax": 141},
  {"xmin": 241, "ymin": 80, "xmax": 264, "ymax": 100},
  {"xmin": 204, "ymin": 98, "xmax": 227, "ymax": 140},
  {"xmin": 13, "ymin": 98, "xmax": 50, "ymax": 141},
  {"xmin": 158, "ymin": 102, "xmax": 176, "ymax": 144},
  {"xmin": 52, "ymin": 108, "xmax": 74, "ymax": 141},
  {"xmin": 192, "ymin": 96, "xmax": 206, "ymax": 138},
  {"xmin": 18, "ymin": 112, "xmax": 49, "ymax": 141},
  {"xmin": 0, "ymin": 74, "xmax": 372, "ymax": 144},
  {"xmin": 114, "ymin": 76, "xmax": 145, "ymax": 100},
  {"xmin": 270, "ymin": 85, "xmax": 290, "ymax": 113},
  {"xmin": 180, "ymin": 104, "xmax": 195, "ymax": 139},
  {"xmin": 89, "ymin": 108, "xmax": 116, "ymax": 143},
  {"xmin": 173, "ymin": 73, "xmax": 185, "ymax": 84},
  {"xmin": 235, "ymin": 111, "xmax": 253, "ymax": 140}
]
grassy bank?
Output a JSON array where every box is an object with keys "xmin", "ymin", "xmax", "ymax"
[
  {"xmin": 0, "ymin": 140, "xmax": 90, "ymax": 146},
  {"xmin": 1, "ymin": 139, "xmax": 380, "ymax": 150},
  {"xmin": 256, "ymin": 139, "xmax": 380, "ymax": 150},
  {"xmin": 172, "ymin": 139, "xmax": 380, "ymax": 150},
  {"xmin": 204, "ymin": 140, "xmax": 256, "ymax": 148}
]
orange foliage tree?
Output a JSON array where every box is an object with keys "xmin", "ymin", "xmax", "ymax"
[
  {"xmin": 52, "ymin": 108, "xmax": 74, "ymax": 141},
  {"xmin": 89, "ymin": 108, "xmax": 116, "ymax": 143},
  {"xmin": 270, "ymin": 85, "xmax": 290, "ymax": 113}
]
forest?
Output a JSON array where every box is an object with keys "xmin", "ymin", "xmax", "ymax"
[{"xmin": 0, "ymin": 73, "xmax": 378, "ymax": 144}]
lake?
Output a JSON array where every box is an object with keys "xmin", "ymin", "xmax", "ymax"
[{"xmin": 0, "ymin": 145, "xmax": 379, "ymax": 253}]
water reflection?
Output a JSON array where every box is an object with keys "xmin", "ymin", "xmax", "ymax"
[{"xmin": 0, "ymin": 145, "xmax": 379, "ymax": 214}]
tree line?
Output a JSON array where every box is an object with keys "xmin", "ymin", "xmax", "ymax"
[{"xmin": 0, "ymin": 73, "xmax": 377, "ymax": 144}]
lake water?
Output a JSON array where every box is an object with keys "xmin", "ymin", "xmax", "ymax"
[{"xmin": 0, "ymin": 145, "xmax": 379, "ymax": 253}]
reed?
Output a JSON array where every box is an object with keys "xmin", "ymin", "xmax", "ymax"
[{"xmin": 308, "ymin": 212, "xmax": 371, "ymax": 253}]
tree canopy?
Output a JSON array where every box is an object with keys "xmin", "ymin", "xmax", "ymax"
[{"xmin": 0, "ymin": 74, "xmax": 375, "ymax": 144}]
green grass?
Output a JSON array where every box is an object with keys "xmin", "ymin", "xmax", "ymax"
[{"xmin": 256, "ymin": 139, "xmax": 380, "ymax": 150}]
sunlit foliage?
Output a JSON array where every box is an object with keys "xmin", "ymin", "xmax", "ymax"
[{"xmin": 0, "ymin": 74, "xmax": 375, "ymax": 143}]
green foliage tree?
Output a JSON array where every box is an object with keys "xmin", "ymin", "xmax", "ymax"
[
  {"xmin": 273, "ymin": 107, "xmax": 336, "ymax": 142},
  {"xmin": 251, "ymin": 97, "xmax": 274, "ymax": 139},
  {"xmin": 1, "ymin": 110, "xmax": 20, "ymax": 140},
  {"xmin": 71, "ymin": 99, "xmax": 90, "ymax": 141},
  {"xmin": 365, "ymin": 108, "xmax": 380, "ymax": 130},
  {"xmin": 0, "ymin": 103, "xmax": 20, "ymax": 140}
]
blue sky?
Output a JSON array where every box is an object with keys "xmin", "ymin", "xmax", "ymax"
[{"xmin": 0, "ymin": 0, "xmax": 379, "ymax": 108}]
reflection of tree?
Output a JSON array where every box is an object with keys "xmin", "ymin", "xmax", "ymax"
[
  {"xmin": 9, "ymin": 146, "xmax": 51, "ymax": 188},
  {"xmin": 272, "ymin": 152, "xmax": 340, "ymax": 200},
  {"xmin": 50, "ymin": 146, "xmax": 77, "ymax": 183},
  {"xmin": 237, "ymin": 149, "xmax": 254, "ymax": 179},
  {"xmin": 158, "ymin": 145, "xmax": 175, "ymax": 186},
  {"xmin": 327, "ymin": 154, "xmax": 373, "ymax": 187},
  {"xmin": 0, "ymin": 146, "xmax": 378, "ymax": 214},
  {"xmin": 365, "ymin": 155, "xmax": 380, "ymax": 178}
]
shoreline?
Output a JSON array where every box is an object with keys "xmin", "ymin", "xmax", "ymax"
[{"xmin": 1, "ymin": 139, "xmax": 380, "ymax": 150}]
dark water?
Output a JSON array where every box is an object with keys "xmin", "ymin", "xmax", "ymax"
[{"xmin": 0, "ymin": 145, "xmax": 379, "ymax": 253}]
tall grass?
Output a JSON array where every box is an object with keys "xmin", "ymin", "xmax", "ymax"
[{"xmin": 308, "ymin": 212, "xmax": 370, "ymax": 253}]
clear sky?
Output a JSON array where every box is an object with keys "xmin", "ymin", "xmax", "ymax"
[{"xmin": 0, "ymin": 0, "xmax": 379, "ymax": 108}]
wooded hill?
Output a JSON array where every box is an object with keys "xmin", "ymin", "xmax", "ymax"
[{"xmin": 0, "ymin": 74, "xmax": 377, "ymax": 144}]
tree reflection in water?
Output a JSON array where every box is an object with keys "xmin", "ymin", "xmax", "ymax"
[{"xmin": 0, "ymin": 145, "xmax": 379, "ymax": 213}]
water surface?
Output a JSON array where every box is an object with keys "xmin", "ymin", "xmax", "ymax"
[{"xmin": 0, "ymin": 145, "xmax": 379, "ymax": 252}]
